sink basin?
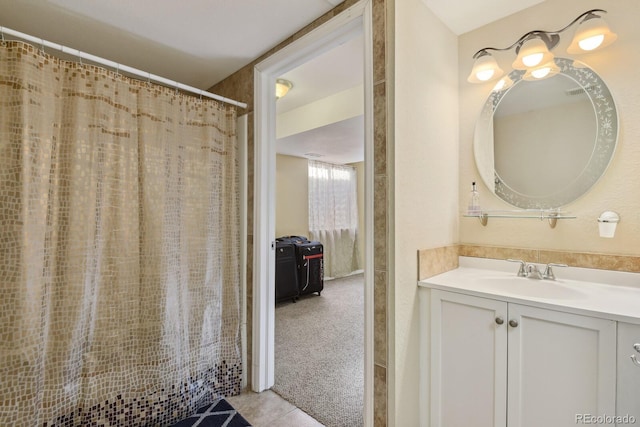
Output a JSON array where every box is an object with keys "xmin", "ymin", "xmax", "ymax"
[
  {"xmin": 421, "ymin": 265, "xmax": 640, "ymax": 322},
  {"xmin": 475, "ymin": 276, "xmax": 585, "ymax": 300}
]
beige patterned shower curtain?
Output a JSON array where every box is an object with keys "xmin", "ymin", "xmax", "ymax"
[{"xmin": 0, "ymin": 41, "xmax": 241, "ymax": 426}]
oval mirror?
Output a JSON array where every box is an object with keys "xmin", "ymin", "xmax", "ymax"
[{"xmin": 474, "ymin": 58, "xmax": 618, "ymax": 209}]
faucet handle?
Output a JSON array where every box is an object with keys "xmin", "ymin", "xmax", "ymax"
[
  {"xmin": 506, "ymin": 259, "xmax": 527, "ymax": 277},
  {"xmin": 543, "ymin": 263, "xmax": 568, "ymax": 280}
]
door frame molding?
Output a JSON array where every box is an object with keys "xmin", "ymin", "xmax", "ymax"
[{"xmin": 252, "ymin": 1, "xmax": 374, "ymax": 425}]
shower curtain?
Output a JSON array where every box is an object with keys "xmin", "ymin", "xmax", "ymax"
[{"xmin": 0, "ymin": 41, "xmax": 241, "ymax": 426}]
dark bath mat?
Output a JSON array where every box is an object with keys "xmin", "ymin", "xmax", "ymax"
[{"xmin": 170, "ymin": 398, "xmax": 251, "ymax": 427}]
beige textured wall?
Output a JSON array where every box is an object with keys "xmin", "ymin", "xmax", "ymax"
[
  {"xmin": 275, "ymin": 154, "xmax": 309, "ymax": 238},
  {"xmin": 393, "ymin": 0, "xmax": 459, "ymax": 425},
  {"xmin": 459, "ymin": 0, "xmax": 640, "ymax": 256}
]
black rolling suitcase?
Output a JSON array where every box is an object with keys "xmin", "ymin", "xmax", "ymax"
[
  {"xmin": 294, "ymin": 240, "xmax": 324, "ymax": 296},
  {"xmin": 275, "ymin": 241, "xmax": 299, "ymax": 303},
  {"xmin": 276, "ymin": 236, "xmax": 324, "ymax": 297}
]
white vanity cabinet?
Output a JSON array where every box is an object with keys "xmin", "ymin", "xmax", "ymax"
[
  {"xmin": 429, "ymin": 290, "xmax": 507, "ymax": 427},
  {"xmin": 429, "ymin": 289, "xmax": 617, "ymax": 427},
  {"xmin": 506, "ymin": 303, "xmax": 616, "ymax": 427},
  {"xmin": 617, "ymin": 322, "xmax": 640, "ymax": 422}
]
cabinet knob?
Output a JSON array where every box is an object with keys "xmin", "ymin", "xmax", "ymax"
[
  {"xmin": 633, "ymin": 344, "xmax": 640, "ymax": 367},
  {"xmin": 509, "ymin": 319, "xmax": 519, "ymax": 328},
  {"xmin": 495, "ymin": 317, "xmax": 504, "ymax": 325}
]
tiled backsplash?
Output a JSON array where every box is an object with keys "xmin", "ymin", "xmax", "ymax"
[
  {"xmin": 419, "ymin": 244, "xmax": 640, "ymax": 280},
  {"xmin": 417, "ymin": 245, "xmax": 459, "ymax": 281}
]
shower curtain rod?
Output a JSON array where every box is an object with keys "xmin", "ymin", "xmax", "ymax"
[{"xmin": 0, "ymin": 26, "xmax": 248, "ymax": 109}]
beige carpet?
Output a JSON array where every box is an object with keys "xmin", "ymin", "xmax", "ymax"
[{"xmin": 272, "ymin": 273, "xmax": 364, "ymax": 427}]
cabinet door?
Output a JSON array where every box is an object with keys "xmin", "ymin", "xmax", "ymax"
[
  {"xmin": 617, "ymin": 322, "xmax": 640, "ymax": 423},
  {"xmin": 507, "ymin": 304, "xmax": 617, "ymax": 427},
  {"xmin": 430, "ymin": 290, "xmax": 508, "ymax": 427}
]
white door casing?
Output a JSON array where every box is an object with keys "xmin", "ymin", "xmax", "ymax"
[{"xmin": 253, "ymin": 1, "xmax": 374, "ymax": 426}]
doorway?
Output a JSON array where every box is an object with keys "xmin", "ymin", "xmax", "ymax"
[
  {"xmin": 272, "ymin": 33, "xmax": 365, "ymax": 425},
  {"xmin": 252, "ymin": 1, "xmax": 374, "ymax": 425}
]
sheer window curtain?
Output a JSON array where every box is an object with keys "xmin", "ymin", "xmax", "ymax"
[
  {"xmin": 308, "ymin": 161, "xmax": 360, "ymax": 279},
  {"xmin": 0, "ymin": 41, "xmax": 241, "ymax": 426}
]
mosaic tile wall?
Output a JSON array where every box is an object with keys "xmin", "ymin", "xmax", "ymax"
[{"xmin": 0, "ymin": 42, "xmax": 243, "ymax": 426}]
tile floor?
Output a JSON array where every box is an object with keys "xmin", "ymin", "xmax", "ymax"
[{"xmin": 226, "ymin": 389, "xmax": 324, "ymax": 427}]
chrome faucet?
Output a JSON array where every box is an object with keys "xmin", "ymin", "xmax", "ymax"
[
  {"xmin": 507, "ymin": 259, "xmax": 567, "ymax": 280},
  {"xmin": 506, "ymin": 259, "xmax": 527, "ymax": 277},
  {"xmin": 542, "ymin": 263, "xmax": 568, "ymax": 280}
]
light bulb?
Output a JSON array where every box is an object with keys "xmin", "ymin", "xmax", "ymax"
[
  {"xmin": 476, "ymin": 69, "xmax": 495, "ymax": 81},
  {"xmin": 531, "ymin": 67, "xmax": 551, "ymax": 79},
  {"xmin": 522, "ymin": 52, "xmax": 543, "ymax": 67},
  {"xmin": 523, "ymin": 60, "xmax": 560, "ymax": 81},
  {"xmin": 578, "ymin": 34, "xmax": 605, "ymax": 51}
]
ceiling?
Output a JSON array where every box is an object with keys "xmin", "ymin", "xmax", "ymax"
[
  {"xmin": 0, "ymin": 0, "xmax": 544, "ymax": 164},
  {"xmin": 275, "ymin": 34, "xmax": 365, "ymax": 164},
  {"xmin": 0, "ymin": 0, "xmax": 344, "ymax": 89},
  {"xmin": 276, "ymin": 35, "xmax": 364, "ymax": 115},
  {"xmin": 422, "ymin": 0, "xmax": 545, "ymax": 35}
]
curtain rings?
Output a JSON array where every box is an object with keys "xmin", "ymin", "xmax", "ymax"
[{"xmin": 1, "ymin": 27, "xmax": 6, "ymax": 46}]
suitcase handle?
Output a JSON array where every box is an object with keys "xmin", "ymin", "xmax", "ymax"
[{"xmin": 301, "ymin": 255, "xmax": 323, "ymax": 292}]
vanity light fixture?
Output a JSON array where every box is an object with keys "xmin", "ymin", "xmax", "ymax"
[
  {"xmin": 467, "ymin": 52, "xmax": 504, "ymax": 83},
  {"xmin": 512, "ymin": 36, "xmax": 555, "ymax": 70},
  {"xmin": 567, "ymin": 12, "xmax": 618, "ymax": 54},
  {"xmin": 275, "ymin": 78, "xmax": 293, "ymax": 99},
  {"xmin": 468, "ymin": 9, "xmax": 617, "ymax": 84}
]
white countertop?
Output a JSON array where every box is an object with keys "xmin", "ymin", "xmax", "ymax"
[{"xmin": 418, "ymin": 257, "xmax": 640, "ymax": 324}]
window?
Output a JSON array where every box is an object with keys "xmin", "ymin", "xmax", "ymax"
[{"xmin": 308, "ymin": 160, "xmax": 359, "ymax": 278}]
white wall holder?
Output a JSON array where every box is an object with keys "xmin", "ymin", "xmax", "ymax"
[{"xmin": 597, "ymin": 211, "xmax": 620, "ymax": 238}]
